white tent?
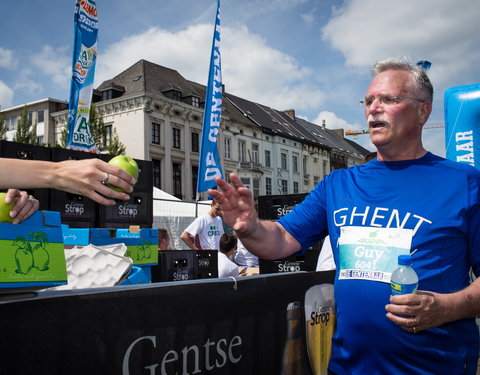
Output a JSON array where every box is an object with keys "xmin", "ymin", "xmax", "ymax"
[{"xmin": 152, "ymin": 188, "xmax": 211, "ymax": 249}]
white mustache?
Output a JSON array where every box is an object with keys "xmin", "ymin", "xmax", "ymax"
[{"xmin": 367, "ymin": 115, "xmax": 389, "ymax": 125}]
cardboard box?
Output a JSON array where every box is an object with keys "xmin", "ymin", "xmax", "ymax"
[
  {"xmin": 0, "ymin": 211, "xmax": 67, "ymax": 290},
  {"xmin": 90, "ymin": 227, "xmax": 158, "ymax": 266},
  {"xmin": 61, "ymin": 225, "xmax": 90, "ymax": 247}
]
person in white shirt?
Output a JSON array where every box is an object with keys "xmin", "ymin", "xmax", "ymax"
[
  {"xmin": 233, "ymin": 238, "xmax": 259, "ymax": 267},
  {"xmin": 181, "ymin": 199, "xmax": 224, "ymax": 250},
  {"xmin": 218, "ymin": 233, "xmax": 239, "ymax": 278}
]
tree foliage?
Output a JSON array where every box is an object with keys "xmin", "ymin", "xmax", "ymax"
[
  {"xmin": 107, "ymin": 128, "xmax": 126, "ymax": 156},
  {"xmin": 13, "ymin": 106, "xmax": 38, "ymax": 144},
  {"xmin": 0, "ymin": 113, "xmax": 6, "ymax": 140}
]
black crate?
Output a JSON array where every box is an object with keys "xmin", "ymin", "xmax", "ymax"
[
  {"xmin": 99, "ymin": 155, "xmax": 152, "ymax": 193},
  {"xmin": 259, "ymin": 246, "xmax": 320, "ymax": 274},
  {"xmin": 257, "ymin": 193, "xmax": 308, "ymax": 221},
  {"xmin": 151, "ymin": 250, "xmax": 196, "ymax": 282},
  {"xmin": 49, "ymin": 147, "xmax": 99, "ymax": 224},
  {"xmin": 49, "ymin": 191, "xmax": 96, "ymax": 226},
  {"xmin": 0, "ymin": 141, "xmax": 51, "ymax": 210},
  {"xmin": 195, "ymin": 250, "xmax": 218, "ymax": 279},
  {"xmin": 0, "ymin": 140, "xmax": 50, "ymax": 160},
  {"xmin": 96, "ymin": 191, "xmax": 153, "ymax": 227}
]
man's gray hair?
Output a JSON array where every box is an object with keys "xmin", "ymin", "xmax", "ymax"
[{"xmin": 372, "ymin": 57, "xmax": 433, "ymax": 102}]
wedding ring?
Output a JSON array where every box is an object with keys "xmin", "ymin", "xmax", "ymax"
[
  {"xmin": 28, "ymin": 196, "xmax": 35, "ymax": 204},
  {"xmin": 102, "ymin": 173, "xmax": 110, "ymax": 185}
]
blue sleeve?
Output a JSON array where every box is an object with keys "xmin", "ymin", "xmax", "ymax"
[
  {"xmin": 467, "ymin": 169, "xmax": 480, "ymax": 276},
  {"xmin": 278, "ymin": 179, "xmax": 329, "ymax": 253}
]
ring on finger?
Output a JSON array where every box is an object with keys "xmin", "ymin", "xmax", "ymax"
[
  {"xmin": 28, "ymin": 196, "xmax": 36, "ymax": 204},
  {"xmin": 412, "ymin": 326, "xmax": 417, "ymax": 334},
  {"xmin": 102, "ymin": 173, "xmax": 110, "ymax": 185}
]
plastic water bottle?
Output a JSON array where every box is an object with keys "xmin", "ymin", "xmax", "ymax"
[{"xmin": 391, "ymin": 255, "xmax": 418, "ymax": 295}]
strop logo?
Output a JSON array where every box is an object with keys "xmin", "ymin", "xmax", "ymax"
[
  {"xmin": 118, "ymin": 203, "xmax": 139, "ymax": 218},
  {"xmin": 277, "ymin": 261, "xmax": 302, "ymax": 272},
  {"xmin": 65, "ymin": 202, "xmax": 86, "ymax": 216},
  {"xmin": 13, "ymin": 232, "xmax": 51, "ymax": 275}
]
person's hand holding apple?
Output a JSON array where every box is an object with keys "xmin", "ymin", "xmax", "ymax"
[
  {"xmin": 0, "ymin": 189, "xmax": 39, "ymax": 224},
  {"xmin": 107, "ymin": 155, "xmax": 139, "ymax": 193}
]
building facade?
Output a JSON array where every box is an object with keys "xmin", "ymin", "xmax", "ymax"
[{"xmin": 2, "ymin": 60, "xmax": 370, "ymax": 202}]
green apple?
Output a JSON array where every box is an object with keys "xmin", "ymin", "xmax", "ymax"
[
  {"xmin": 108, "ymin": 155, "xmax": 139, "ymax": 192},
  {"xmin": 0, "ymin": 192, "xmax": 16, "ymax": 223}
]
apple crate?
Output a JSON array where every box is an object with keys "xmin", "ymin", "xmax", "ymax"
[
  {"xmin": 61, "ymin": 224, "xmax": 90, "ymax": 247},
  {"xmin": 0, "ymin": 211, "xmax": 67, "ymax": 290},
  {"xmin": 89, "ymin": 227, "xmax": 158, "ymax": 266}
]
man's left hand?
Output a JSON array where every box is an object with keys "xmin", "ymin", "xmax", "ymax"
[{"xmin": 385, "ymin": 291, "xmax": 451, "ymax": 333}]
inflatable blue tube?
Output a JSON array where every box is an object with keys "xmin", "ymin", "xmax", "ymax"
[{"xmin": 444, "ymin": 83, "xmax": 480, "ymax": 170}]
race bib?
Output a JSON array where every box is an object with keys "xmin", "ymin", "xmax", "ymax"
[{"xmin": 338, "ymin": 226, "xmax": 413, "ymax": 283}]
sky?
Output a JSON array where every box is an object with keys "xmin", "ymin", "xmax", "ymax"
[{"xmin": 1, "ymin": 0, "xmax": 479, "ymax": 156}]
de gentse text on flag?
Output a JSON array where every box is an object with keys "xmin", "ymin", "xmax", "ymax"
[
  {"xmin": 197, "ymin": 0, "xmax": 223, "ymax": 193},
  {"xmin": 66, "ymin": 0, "xmax": 98, "ymax": 152}
]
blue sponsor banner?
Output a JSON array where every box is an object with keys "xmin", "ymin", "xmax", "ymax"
[
  {"xmin": 444, "ymin": 83, "xmax": 480, "ymax": 170},
  {"xmin": 197, "ymin": 0, "xmax": 223, "ymax": 193},
  {"xmin": 66, "ymin": 0, "xmax": 98, "ymax": 152}
]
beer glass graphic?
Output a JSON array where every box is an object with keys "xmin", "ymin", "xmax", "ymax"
[{"xmin": 304, "ymin": 284, "xmax": 335, "ymax": 375}]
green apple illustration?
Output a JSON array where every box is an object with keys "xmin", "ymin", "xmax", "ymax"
[
  {"xmin": 13, "ymin": 236, "xmax": 33, "ymax": 274},
  {"xmin": 107, "ymin": 155, "xmax": 139, "ymax": 192},
  {"xmin": 0, "ymin": 192, "xmax": 17, "ymax": 223},
  {"xmin": 31, "ymin": 232, "xmax": 50, "ymax": 271}
]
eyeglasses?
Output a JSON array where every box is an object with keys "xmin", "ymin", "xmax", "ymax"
[{"xmin": 360, "ymin": 95, "xmax": 415, "ymax": 108}]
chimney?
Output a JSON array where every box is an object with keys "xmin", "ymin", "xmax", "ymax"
[{"xmin": 284, "ymin": 109, "xmax": 295, "ymax": 120}]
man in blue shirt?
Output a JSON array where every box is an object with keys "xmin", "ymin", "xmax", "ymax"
[{"xmin": 209, "ymin": 57, "xmax": 480, "ymax": 374}]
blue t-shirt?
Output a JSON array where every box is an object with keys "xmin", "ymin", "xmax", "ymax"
[{"xmin": 279, "ymin": 153, "xmax": 480, "ymax": 375}]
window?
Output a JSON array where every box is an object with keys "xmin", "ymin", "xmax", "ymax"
[
  {"xmin": 323, "ymin": 160, "xmax": 327, "ymax": 177},
  {"xmin": 292, "ymin": 154, "xmax": 299, "ymax": 173},
  {"xmin": 265, "ymin": 177, "xmax": 272, "ymax": 195},
  {"xmin": 102, "ymin": 90, "xmax": 112, "ymax": 101},
  {"xmin": 224, "ymin": 137, "xmax": 231, "ymax": 159},
  {"xmin": 281, "ymin": 179, "xmax": 288, "ymax": 194},
  {"xmin": 172, "ymin": 162, "xmax": 182, "ymax": 199},
  {"xmin": 252, "ymin": 144, "xmax": 259, "ymax": 163},
  {"xmin": 293, "ymin": 181, "xmax": 299, "ymax": 194},
  {"xmin": 192, "ymin": 166, "xmax": 198, "ymax": 199},
  {"xmin": 265, "ymin": 150, "xmax": 271, "ymax": 168},
  {"xmin": 36, "ymin": 135, "xmax": 44, "ymax": 145},
  {"xmin": 191, "ymin": 97, "xmax": 200, "ymax": 107},
  {"xmin": 153, "ymin": 159, "xmax": 161, "ymax": 188},
  {"xmin": 239, "ymin": 140, "xmax": 246, "ymax": 162},
  {"xmin": 152, "ymin": 122, "xmax": 160, "ymax": 145},
  {"xmin": 37, "ymin": 110, "xmax": 44, "ymax": 123},
  {"xmin": 191, "ymin": 132, "xmax": 199, "ymax": 153},
  {"xmin": 240, "ymin": 177, "xmax": 250, "ymax": 189},
  {"xmin": 303, "ymin": 156, "xmax": 308, "ymax": 174},
  {"xmin": 171, "ymin": 90, "xmax": 182, "ymax": 102},
  {"xmin": 103, "ymin": 124, "xmax": 112, "ymax": 147},
  {"xmin": 281, "ymin": 152, "xmax": 288, "ymax": 170},
  {"xmin": 253, "ymin": 179, "xmax": 260, "ymax": 199},
  {"xmin": 27, "ymin": 112, "xmax": 32, "ymax": 123},
  {"xmin": 7, "ymin": 116, "xmax": 16, "ymax": 131},
  {"xmin": 172, "ymin": 128, "xmax": 181, "ymax": 149}
]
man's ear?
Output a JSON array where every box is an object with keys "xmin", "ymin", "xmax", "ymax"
[{"xmin": 418, "ymin": 101, "xmax": 432, "ymax": 125}]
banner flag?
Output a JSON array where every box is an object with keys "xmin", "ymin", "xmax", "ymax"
[
  {"xmin": 444, "ymin": 83, "xmax": 480, "ymax": 171},
  {"xmin": 197, "ymin": 0, "xmax": 223, "ymax": 193},
  {"xmin": 66, "ymin": 0, "xmax": 98, "ymax": 152}
]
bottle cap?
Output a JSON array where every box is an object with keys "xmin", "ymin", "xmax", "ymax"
[{"xmin": 398, "ymin": 254, "xmax": 412, "ymax": 265}]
